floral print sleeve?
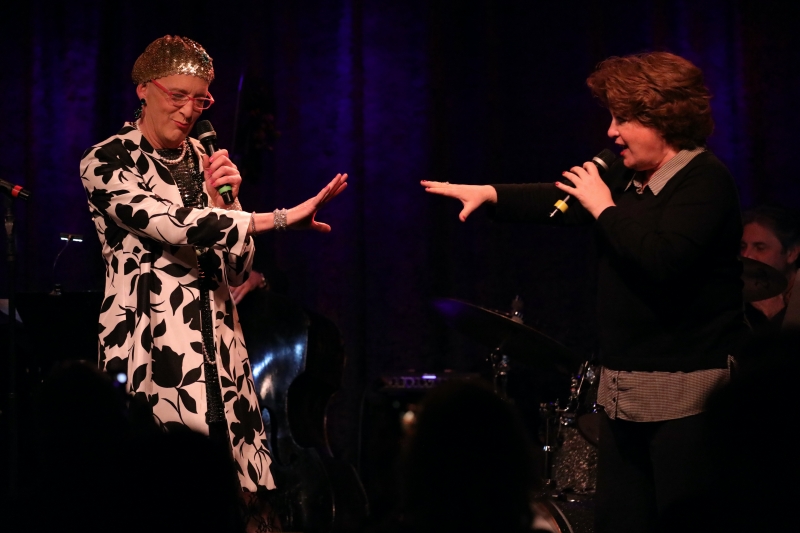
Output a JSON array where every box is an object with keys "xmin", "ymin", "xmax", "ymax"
[{"xmin": 80, "ymin": 126, "xmax": 253, "ymax": 256}]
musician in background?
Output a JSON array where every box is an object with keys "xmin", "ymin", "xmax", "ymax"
[
  {"xmin": 422, "ymin": 52, "xmax": 746, "ymax": 532},
  {"xmin": 740, "ymin": 205, "xmax": 800, "ymax": 333}
]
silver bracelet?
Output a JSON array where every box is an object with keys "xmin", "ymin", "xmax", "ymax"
[
  {"xmin": 248, "ymin": 213, "xmax": 257, "ymax": 235},
  {"xmin": 273, "ymin": 208, "xmax": 288, "ymax": 231}
]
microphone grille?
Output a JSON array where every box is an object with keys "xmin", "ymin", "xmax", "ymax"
[
  {"xmin": 195, "ymin": 120, "xmax": 215, "ymax": 136},
  {"xmin": 592, "ymin": 149, "xmax": 617, "ymax": 174}
]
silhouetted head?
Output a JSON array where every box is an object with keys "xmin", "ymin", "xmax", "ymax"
[{"xmin": 402, "ymin": 379, "xmax": 540, "ymax": 533}]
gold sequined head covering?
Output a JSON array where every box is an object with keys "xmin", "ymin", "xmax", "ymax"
[{"xmin": 132, "ymin": 35, "xmax": 214, "ymax": 84}]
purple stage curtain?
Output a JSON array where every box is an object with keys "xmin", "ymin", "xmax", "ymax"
[{"xmin": 3, "ymin": 0, "xmax": 800, "ymax": 464}]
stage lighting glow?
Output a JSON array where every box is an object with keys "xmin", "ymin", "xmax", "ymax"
[{"xmin": 252, "ymin": 354, "xmax": 274, "ymax": 380}]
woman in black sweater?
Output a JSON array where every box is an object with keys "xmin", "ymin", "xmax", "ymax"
[{"xmin": 422, "ymin": 52, "xmax": 746, "ymax": 533}]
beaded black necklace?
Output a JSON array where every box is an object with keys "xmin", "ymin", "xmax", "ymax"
[
  {"xmin": 154, "ymin": 139, "xmax": 226, "ymax": 429},
  {"xmin": 157, "ymin": 146, "xmax": 206, "ymax": 208}
]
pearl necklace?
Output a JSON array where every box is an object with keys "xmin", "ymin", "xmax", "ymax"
[{"xmin": 132, "ymin": 120, "xmax": 188, "ymax": 164}]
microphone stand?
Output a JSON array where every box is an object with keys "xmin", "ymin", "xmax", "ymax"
[
  {"xmin": 2, "ymin": 180, "xmax": 30, "ymax": 502},
  {"xmin": 3, "ymin": 195, "xmax": 19, "ymax": 500}
]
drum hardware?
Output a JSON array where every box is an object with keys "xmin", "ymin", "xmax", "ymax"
[
  {"xmin": 510, "ymin": 294, "xmax": 524, "ymax": 323},
  {"xmin": 539, "ymin": 401, "xmax": 556, "ymax": 488},
  {"xmin": 576, "ymin": 404, "xmax": 602, "ymax": 447},
  {"xmin": 572, "ymin": 360, "xmax": 601, "ymax": 447},
  {"xmin": 532, "ymin": 499, "xmax": 574, "ymax": 533},
  {"xmin": 432, "ymin": 297, "xmax": 596, "ymax": 529},
  {"xmin": 538, "ymin": 360, "xmax": 600, "ymax": 498},
  {"xmin": 432, "ymin": 297, "xmax": 580, "ymax": 375},
  {"xmin": 532, "ymin": 496, "xmax": 594, "ymax": 533},
  {"xmin": 490, "ymin": 347, "xmax": 511, "ymax": 399},
  {"xmin": 539, "ymin": 399, "xmax": 570, "ymax": 489},
  {"xmin": 558, "ymin": 363, "xmax": 588, "ymax": 426},
  {"xmin": 433, "ymin": 296, "xmax": 579, "ymax": 402}
]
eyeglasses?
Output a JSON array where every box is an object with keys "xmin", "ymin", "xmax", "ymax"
[{"xmin": 150, "ymin": 79, "xmax": 215, "ymax": 110}]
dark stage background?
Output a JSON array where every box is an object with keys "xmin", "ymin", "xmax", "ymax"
[{"xmin": 2, "ymin": 0, "xmax": 799, "ymax": 475}]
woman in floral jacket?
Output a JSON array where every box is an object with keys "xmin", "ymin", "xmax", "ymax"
[{"xmin": 80, "ymin": 36, "xmax": 347, "ymax": 497}]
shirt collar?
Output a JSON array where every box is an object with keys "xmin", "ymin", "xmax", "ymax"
[{"xmin": 625, "ymin": 147, "xmax": 706, "ymax": 196}]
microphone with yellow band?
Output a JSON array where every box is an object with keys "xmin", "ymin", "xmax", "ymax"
[{"xmin": 549, "ymin": 149, "xmax": 617, "ymax": 217}]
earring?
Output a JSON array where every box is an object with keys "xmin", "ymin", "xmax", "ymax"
[{"xmin": 134, "ymin": 98, "xmax": 146, "ymax": 120}]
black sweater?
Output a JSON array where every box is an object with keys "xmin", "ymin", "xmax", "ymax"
[{"xmin": 491, "ymin": 151, "xmax": 747, "ymax": 372}]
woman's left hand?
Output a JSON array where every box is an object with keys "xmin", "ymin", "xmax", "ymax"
[
  {"xmin": 287, "ymin": 173, "xmax": 348, "ymax": 232},
  {"xmin": 231, "ymin": 269, "xmax": 267, "ymax": 304},
  {"xmin": 202, "ymin": 149, "xmax": 242, "ymax": 207},
  {"xmin": 555, "ymin": 162, "xmax": 615, "ymax": 219}
]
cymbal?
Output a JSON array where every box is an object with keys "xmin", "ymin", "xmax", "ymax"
[
  {"xmin": 740, "ymin": 257, "xmax": 787, "ymax": 302},
  {"xmin": 433, "ymin": 298, "xmax": 581, "ymax": 374}
]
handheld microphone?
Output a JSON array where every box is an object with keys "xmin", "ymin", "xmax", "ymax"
[
  {"xmin": 550, "ymin": 149, "xmax": 617, "ymax": 217},
  {"xmin": 195, "ymin": 120, "xmax": 234, "ymax": 205},
  {"xmin": 1, "ymin": 178, "xmax": 32, "ymax": 201}
]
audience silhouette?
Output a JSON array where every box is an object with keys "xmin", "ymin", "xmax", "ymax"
[
  {"xmin": 401, "ymin": 379, "xmax": 542, "ymax": 533},
  {"xmin": 17, "ymin": 361, "xmax": 243, "ymax": 533}
]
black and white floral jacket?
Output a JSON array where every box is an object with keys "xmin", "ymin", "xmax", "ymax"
[{"xmin": 80, "ymin": 123, "xmax": 274, "ymax": 491}]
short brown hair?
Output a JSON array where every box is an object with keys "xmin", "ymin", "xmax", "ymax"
[
  {"xmin": 586, "ymin": 52, "xmax": 713, "ymax": 150},
  {"xmin": 743, "ymin": 205, "xmax": 800, "ymax": 253}
]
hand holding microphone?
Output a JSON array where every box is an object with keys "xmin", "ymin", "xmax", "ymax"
[
  {"xmin": 551, "ymin": 149, "xmax": 617, "ymax": 219},
  {"xmin": 195, "ymin": 120, "xmax": 236, "ymax": 205}
]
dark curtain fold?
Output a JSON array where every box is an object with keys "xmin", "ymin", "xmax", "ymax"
[{"xmin": 3, "ymin": 0, "xmax": 800, "ymax": 465}]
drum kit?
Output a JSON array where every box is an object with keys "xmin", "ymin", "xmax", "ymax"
[
  {"xmin": 432, "ymin": 256, "xmax": 788, "ymax": 533},
  {"xmin": 434, "ymin": 297, "xmax": 597, "ymax": 532}
]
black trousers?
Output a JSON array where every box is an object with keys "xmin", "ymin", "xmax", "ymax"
[{"xmin": 594, "ymin": 413, "xmax": 716, "ymax": 533}]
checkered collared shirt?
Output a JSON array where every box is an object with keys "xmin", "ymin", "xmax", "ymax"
[{"xmin": 596, "ymin": 147, "xmax": 732, "ymax": 422}]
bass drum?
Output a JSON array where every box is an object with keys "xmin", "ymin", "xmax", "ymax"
[
  {"xmin": 552, "ymin": 425, "xmax": 597, "ymax": 493},
  {"xmin": 545, "ymin": 361, "xmax": 600, "ymax": 494},
  {"xmin": 532, "ymin": 497, "xmax": 594, "ymax": 533}
]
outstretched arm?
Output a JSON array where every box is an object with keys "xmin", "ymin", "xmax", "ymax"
[
  {"xmin": 251, "ymin": 173, "xmax": 348, "ymax": 234},
  {"xmin": 420, "ymin": 180, "xmax": 498, "ymax": 221},
  {"xmin": 81, "ymin": 138, "xmax": 253, "ymax": 254}
]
